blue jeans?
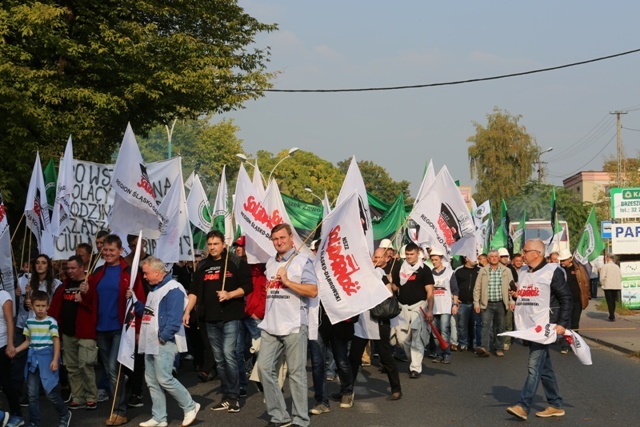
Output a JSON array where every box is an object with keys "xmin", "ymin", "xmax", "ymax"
[
  {"xmin": 322, "ymin": 334, "xmax": 353, "ymax": 395},
  {"xmin": 206, "ymin": 320, "xmax": 240, "ymax": 399},
  {"xmin": 308, "ymin": 336, "xmax": 329, "ymax": 406},
  {"xmin": 454, "ymin": 303, "xmax": 473, "ymax": 348},
  {"xmin": 433, "ymin": 314, "xmax": 451, "ymax": 357},
  {"xmin": 145, "ymin": 341, "xmax": 196, "ymax": 422},
  {"xmin": 257, "ymin": 325, "xmax": 310, "ymax": 427},
  {"xmin": 481, "ymin": 302, "xmax": 506, "ymax": 351},
  {"xmin": 236, "ymin": 317, "xmax": 261, "ymax": 389},
  {"xmin": 517, "ymin": 342, "xmax": 563, "ymax": 413},
  {"xmin": 96, "ymin": 330, "xmax": 127, "ymax": 416},
  {"xmin": 472, "ymin": 310, "xmax": 482, "ymax": 347},
  {"xmin": 27, "ymin": 368, "xmax": 68, "ymax": 426}
]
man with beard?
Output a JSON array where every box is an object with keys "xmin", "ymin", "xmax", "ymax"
[{"xmin": 392, "ymin": 243, "xmax": 434, "ymax": 377}]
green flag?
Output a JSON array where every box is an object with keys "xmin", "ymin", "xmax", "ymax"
[
  {"xmin": 574, "ymin": 207, "xmax": 606, "ymax": 263},
  {"xmin": 483, "ymin": 215, "xmax": 493, "ymax": 254},
  {"xmin": 43, "ymin": 158, "xmax": 58, "ymax": 208},
  {"xmin": 548, "ymin": 187, "xmax": 562, "ymax": 248},
  {"xmin": 512, "ymin": 209, "xmax": 527, "ymax": 254},
  {"xmin": 372, "ymin": 193, "xmax": 407, "ymax": 241},
  {"xmin": 490, "ymin": 199, "xmax": 513, "ymax": 254}
]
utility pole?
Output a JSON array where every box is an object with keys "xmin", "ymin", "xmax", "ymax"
[
  {"xmin": 610, "ymin": 111, "xmax": 627, "ymax": 187},
  {"xmin": 537, "ymin": 147, "xmax": 553, "ymax": 184}
]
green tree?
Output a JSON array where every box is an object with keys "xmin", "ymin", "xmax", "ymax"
[
  {"xmin": 0, "ymin": 0, "xmax": 276, "ymax": 219},
  {"xmin": 507, "ymin": 183, "xmax": 589, "ymax": 250},
  {"xmin": 251, "ymin": 150, "xmax": 345, "ymax": 203},
  {"xmin": 593, "ymin": 152, "xmax": 640, "ymax": 221},
  {"xmin": 337, "ymin": 158, "xmax": 412, "ymax": 204},
  {"xmin": 138, "ymin": 117, "xmax": 244, "ymax": 193},
  {"xmin": 468, "ymin": 108, "xmax": 539, "ymax": 215}
]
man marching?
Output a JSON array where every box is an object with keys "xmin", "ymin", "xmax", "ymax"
[{"xmin": 136, "ymin": 257, "xmax": 200, "ymax": 427}]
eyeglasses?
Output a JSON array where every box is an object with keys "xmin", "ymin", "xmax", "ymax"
[{"xmin": 523, "ymin": 249, "xmax": 540, "ymax": 254}]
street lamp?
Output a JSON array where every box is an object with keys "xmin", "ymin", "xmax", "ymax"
[
  {"xmin": 236, "ymin": 153, "xmax": 266, "ymax": 186},
  {"xmin": 537, "ymin": 147, "xmax": 553, "ymax": 183},
  {"xmin": 268, "ymin": 147, "xmax": 299, "ymax": 182},
  {"xmin": 305, "ymin": 187, "xmax": 323, "ymax": 203}
]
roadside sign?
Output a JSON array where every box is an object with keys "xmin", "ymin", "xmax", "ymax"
[
  {"xmin": 601, "ymin": 220, "xmax": 612, "ymax": 239},
  {"xmin": 611, "ymin": 187, "xmax": 640, "ymax": 219}
]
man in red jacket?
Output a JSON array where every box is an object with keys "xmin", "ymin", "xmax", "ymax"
[
  {"xmin": 50, "ymin": 255, "xmax": 99, "ymax": 410},
  {"xmin": 89, "ymin": 234, "xmax": 146, "ymax": 426}
]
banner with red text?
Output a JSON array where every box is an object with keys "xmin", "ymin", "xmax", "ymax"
[{"xmin": 314, "ymin": 191, "xmax": 390, "ymax": 324}]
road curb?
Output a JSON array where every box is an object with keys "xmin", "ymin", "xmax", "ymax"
[{"xmin": 580, "ymin": 334, "xmax": 638, "ymax": 356}]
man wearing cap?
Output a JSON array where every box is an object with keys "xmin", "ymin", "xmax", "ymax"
[
  {"xmin": 558, "ymin": 249, "xmax": 590, "ymax": 353},
  {"xmin": 393, "ymin": 243, "xmax": 434, "ymax": 377},
  {"xmin": 473, "ymin": 250, "xmax": 514, "ymax": 357},
  {"xmin": 427, "ymin": 248, "xmax": 458, "ymax": 364}
]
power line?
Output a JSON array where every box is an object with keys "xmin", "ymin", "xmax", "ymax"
[
  {"xmin": 552, "ymin": 132, "xmax": 617, "ymax": 178},
  {"xmin": 546, "ymin": 115, "xmax": 614, "ymax": 162},
  {"xmin": 265, "ymin": 48, "xmax": 640, "ymax": 93},
  {"xmin": 622, "ymin": 126, "xmax": 640, "ymax": 132}
]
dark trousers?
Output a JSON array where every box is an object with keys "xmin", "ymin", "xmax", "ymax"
[
  {"xmin": 561, "ymin": 301, "xmax": 583, "ymax": 350},
  {"xmin": 604, "ymin": 290, "xmax": 621, "ymax": 320},
  {"xmin": 321, "ymin": 333, "xmax": 353, "ymax": 395},
  {"xmin": 349, "ymin": 323, "xmax": 401, "ymax": 394},
  {"xmin": 0, "ymin": 346, "xmax": 22, "ymax": 417},
  {"xmin": 590, "ymin": 278, "xmax": 599, "ymax": 299}
]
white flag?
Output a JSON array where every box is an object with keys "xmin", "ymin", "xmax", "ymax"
[
  {"xmin": 473, "ymin": 200, "xmax": 491, "ymax": 229},
  {"xmin": 252, "ymin": 161, "xmax": 266, "ymax": 201},
  {"xmin": 336, "ymin": 156, "xmax": 374, "ymax": 255},
  {"xmin": 0, "ymin": 192, "xmax": 15, "ymax": 301},
  {"xmin": 499, "ymin": 325, "xmax": 591, "ymax": 365},
  {"xmin": 117, "ymin": 231, "xmax": 142, "ymax": 371},
  {"xmin": 234, "ymin": 164, "xmax": 273, "ymax": 263},
  {"xmin": 322, "ymin": 191, "xmax": 332, "ymax": 219},
  {"xmin": 415, "ymin": 160, "xmax": 437, "ymax": 246},
  {"xmin": 51, "ymin": 136, "xmax": 74, "ymax": 237},
  {"xmin": 212, "ymin": 166, "xmax": 233, "ymax": 245},
  {"xmin": 186, "ymin": 174, "xmax": 211, "ymax": 233},
  {"xmin": 156, "ymin": 170, "xmax": 188, "ymax": 264},
  {"xmin": 25, "ymin": 152, "xmax": 54, "ymax": 256},
  {"xmin": 184, "ymin": 170, "xmax": 195, "ymax": 192},
  {"xmin": 409, "ymin": 166, "xmax": 475, "ymax": 260},
  {"xmin": 315, "ymin": 191, "xmax": 391, "ymax": 324},
  {"xmin": 109, "ymin": 124, "xmax": 163, "ymax": 239},
  {"xmin": 263, "ymin": 179, "xmax": 311, "ymax": 257}
]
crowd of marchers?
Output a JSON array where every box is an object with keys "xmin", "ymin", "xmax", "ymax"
[{"xmin": 0, "ymin": 225, "xmax": 624, "ymax": 427}]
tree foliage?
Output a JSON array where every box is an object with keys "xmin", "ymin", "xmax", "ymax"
[
  {"xmin": 0, "ymin": 0, "xmax": 276, "ymax": 218},
  {"xmin": 468, "ymin": 108, "xmax": 539, "ymax": 214},
  {"xmin": 138, "ymin": 117, "xmax": 244, "ymax": 193},
  {"xmin": 507, "ymin": 183, "xmax": 589, "ymax": 250},
  {"xmin": 336, "ymin": 158, "xmax": 412, "ymax": 204}
]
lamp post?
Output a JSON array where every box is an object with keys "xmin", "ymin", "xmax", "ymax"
[
  {"xmin": 236, "ymin": 153, "xmax": 267, "ymax": 186},
  {"xmin": 537, "ymin": 147, "xmax": 553, "ymax": 183},
  {"xmin": 304, "ymin": 187, "xmax": 323, "ymax": 203},
  {"xmin": 267, "ymin": 147, "xmax": 299, "ymax": 182},
  {"xmin": 166, "ymin": 118, "xmax": 177, "ymax": 159}
]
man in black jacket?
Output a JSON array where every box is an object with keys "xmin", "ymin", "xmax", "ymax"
[
  {"xmin": 183, "ymin": 230, "xmax": 253, "ymax": 413},
  {"xmin": 506, "ymin": 239, "xmax": 572, "ymax": 421}
]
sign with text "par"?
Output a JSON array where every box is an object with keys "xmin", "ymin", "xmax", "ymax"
[{"xmin": 612, "ymin": 223, "xmax": 640, "ymax": 254}]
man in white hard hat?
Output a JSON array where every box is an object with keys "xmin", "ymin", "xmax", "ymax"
[{"xmin": 558, "ymin": 248, "xmax": 590, "ymax": 354}]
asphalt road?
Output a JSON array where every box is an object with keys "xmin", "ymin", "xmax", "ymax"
[{"xmin": 5, "ymin": 340, "xmax": 640, "ymax": 426}]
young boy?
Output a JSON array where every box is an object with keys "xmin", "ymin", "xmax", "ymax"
[{"xmin": 13, "ymin": 291, "xmax": 71, "ymax": 427}]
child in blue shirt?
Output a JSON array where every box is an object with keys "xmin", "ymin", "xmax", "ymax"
[{"xmin": 13, "ymin": 291, "xmax": 71, "ymax": 427}]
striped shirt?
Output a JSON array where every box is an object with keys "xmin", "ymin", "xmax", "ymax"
[
  {"xmin": 24, "ymin": 316, "xmax": 59, "ymax": 349},
  {"xmin": 488, "ymin": 267, "xmax": 502, "ymax": 302}
]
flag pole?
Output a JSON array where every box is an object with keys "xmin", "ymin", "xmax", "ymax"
[
  {"xmin": 20, "ymin": 223, "xmax": 28, "ymax": 269},
  {"xmin": 9, "ymin": 213, "xmax": 25, "ymax": 244},
  {"xmin": 282, "ymin": 217, "xmax": 326, "ymax": 270}
]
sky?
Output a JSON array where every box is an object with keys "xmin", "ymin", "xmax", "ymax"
[{"xmin": 222, "ymin": 1, "xmax": 640, "ymax": 196}]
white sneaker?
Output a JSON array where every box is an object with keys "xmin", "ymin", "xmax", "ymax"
[
  {"xmin": 139, "ymin": 419, "xmax": 168, "ymax": 427},
  {"xmin": 2, "ymin": 411, "xmax": 10, "ymax": 427},
  {"xmin": 182, "ymin": 402, "xmax": 200, "ymax": 426}
]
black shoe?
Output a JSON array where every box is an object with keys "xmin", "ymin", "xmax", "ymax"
[
  {"xmin": 266, "ymin": 423, "xmax": 292, "ymax": 427},
  {"xmin": 86, "ymin": 401, "xmax": 97, "ymax": 410},
  {"xmin": 62, "ymin": 387, "xmax": 72, "ymax": 404},
  {"xmin": 20, "ymin": 395, "xmax": 29, "ymax": 407},
  {"xmin": 211, "ymin": 400, "xmax": 231, "ymax": 411},
  {"xmin": 330, "ymin": 392, "xmax": 342, "ymax": 402},
  {"xmin": 127, "ymin": 394, "xmax": 143, "ymax": 408},
  {"xmin": 239, "ymin": 388, "xmax": 247, "ymax": 398},
  {"xmin": 227, "ymin": 399, "xmax": 240, "ymax": 413},
  {"xmin": 409, "ymin": 371, "xmax": 420, "ymax": 379}
]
